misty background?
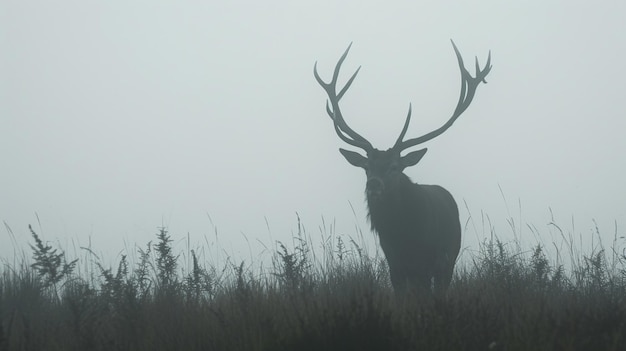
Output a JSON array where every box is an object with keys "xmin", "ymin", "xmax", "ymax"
[{"xmin": 1, "ymin": 1, "xmax": 624, "ymax": 267}]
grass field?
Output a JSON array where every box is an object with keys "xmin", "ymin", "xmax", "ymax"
[{"xmin": 1, "ymin": 219, "xmax": 625, "ymax": 351}]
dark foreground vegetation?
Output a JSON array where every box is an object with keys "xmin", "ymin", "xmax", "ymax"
[{"xmin": 1, "ymin": 222, "xmax": 625, "ymax": 351}]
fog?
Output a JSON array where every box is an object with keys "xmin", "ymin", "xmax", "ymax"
[{"xmin": 2, "ymin": 1, "xmax": 625, "ymax": 266}]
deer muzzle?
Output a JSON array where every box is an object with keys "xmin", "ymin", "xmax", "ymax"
[{"xmin": 366, "ymin": 177, "xmax": 385, "ymax": 198}]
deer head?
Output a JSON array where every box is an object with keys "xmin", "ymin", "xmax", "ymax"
[{"xmin": 314, "ymin": 41, "xmax": 492, "ymax": 201}]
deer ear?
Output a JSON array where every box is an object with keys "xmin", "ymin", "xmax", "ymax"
[
  {"xmin": 401, "ymin": 148, "xmax": 427, "ymax": 168},
  {"xmin": 339, "ymin": 148, "xmax": 368, "ymax": 169}
]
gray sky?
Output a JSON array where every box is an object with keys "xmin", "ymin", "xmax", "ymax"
[{"xmin": 2, "ymin": 1, "xmax": 625, "ymax": 266}]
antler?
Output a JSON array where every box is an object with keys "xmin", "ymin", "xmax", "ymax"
[
  {"xmin": 393, "ymin": 40, "xmax": 492, "ymax": 151},
  {"xmin": 314, "ymin": 43, "xmax": 373, "ymax": 152}
]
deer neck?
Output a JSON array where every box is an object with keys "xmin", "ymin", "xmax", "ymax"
[{"xmin": 366, "ymin": 175, "xmax": 419, "ymax": 232}]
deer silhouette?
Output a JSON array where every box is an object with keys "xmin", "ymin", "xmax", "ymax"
[{"xmin": 314, "ymin": 40, "xmax": 491, "ymax": 293}]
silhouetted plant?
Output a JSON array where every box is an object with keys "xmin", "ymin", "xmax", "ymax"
[
  {"xmin": 576, "ymin": 249, "xmax": 611, "ymax": 293},
  {"xmin": 528, "ymin": 244, "xmax": 566, "ymax": 290},
  {"xmin": 134, "ymin": 241, "xmax": 153, "ymax": 297},
  {"xmin": 334, "ymin": 236, "xmax": 347, "ymax": 263},
  {"xmin": 529, "ymin": 245, "xmax": 549, "ymax": 281},
  {"xmin": 98, "ymin": 255, "xmax": 135, "ymax": 305},
  {"xmin": 183, "ymin": 249, "xmax": 214, "ymax": 301},
  {"xmin": 273, "ymin": 241, "xmax": 310, "ymax": 291},
  {"xmin": 3, "ymin": 218, "xmax": 626, "ymax": 350},
  {"xmin": 473, "ymin": 238, "xmax": 521, "ymax": 285},
  {"xmin": 28, "ymin": 225, "xmax": 77, "ymax": 297},
  {"xmin": 154, "ymin": 227, "xmax": 178, "ymax": 293}
]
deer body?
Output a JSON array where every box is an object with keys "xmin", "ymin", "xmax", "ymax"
[
  {"xmin": 369, "ymin": 180, "xmax": 461, "ymax": 291},
  {"xmin": 315, "ymin": 41, "xmax": 491, "ymax": 293}
]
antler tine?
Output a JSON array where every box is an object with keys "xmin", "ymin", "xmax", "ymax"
[
  {"xmin": 393, "ymin": 103, "xmax": 412, "ymax": 148},
  {"xmin": 395, "ymin": 40, "xmax": 491, "ymax": 151},
  {"xmin": 314, "ymin": 44, "xmax": 373, "ymax": 151}
]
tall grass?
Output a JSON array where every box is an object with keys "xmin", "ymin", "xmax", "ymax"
[{"xmin": 1, "ymin": 218, "xmax": 625, "ymax": 351}]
